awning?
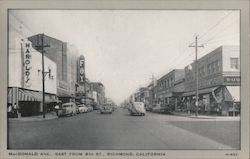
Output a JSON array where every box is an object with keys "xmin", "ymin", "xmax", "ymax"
[
  {"xmin": 183, "ymin": 87, "xmax": 218, "ymax": 96},
  {"xmin": 226, "ymin": 86, "xmax": 240, "ymax": 102},
  {"xmin": 7, "ymin": 88, "xmax": 13, "ymax": 103},
  {"xmin": 19, "ymin": 89, "xmax": 56, "ymax": 103},
  {"xmin": 19, "ymin": 89, "xmax": 39, "ymax": 101}
]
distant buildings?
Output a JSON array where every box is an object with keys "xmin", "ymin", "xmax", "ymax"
[
  {"xmin": 156, "ymin": 69, "xmax": 185, "ymax": 111},
  {"xmin": 89, "ymin": 82, "xmax": 106, "ymax": 108}
]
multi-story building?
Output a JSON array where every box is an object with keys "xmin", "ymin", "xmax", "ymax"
[
  {"xmin": 147, "ymin": 79, "xmax": 158, "ymax": 108},
  {"xmin": 156, "ymin": 69, "xmax": 185, "ymax": 111},
  {"xmin": 138, "ymin": 87, "xmax": 150, "ymax": 106},
  {"xmin": 183, "ymin": 45, "xmax": 240, "ymax": 116},
  {"xmin": 89, "ymin": 82, "xmax": 105, "ymax": 108},
  {"xmin": 8, "ymin": 12, "xmax": 57, "ymax": 117},
  {"xmin": 28, "ymin": 34, "xmax": 79, "ymax": 103}
]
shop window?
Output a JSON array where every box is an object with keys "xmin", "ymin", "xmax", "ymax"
[{"xmin": 230, "ymin": 58, "xmax": 239, "ymax": 69}]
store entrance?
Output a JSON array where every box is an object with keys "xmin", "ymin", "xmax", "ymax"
[{"xmin": 19, "ymin": 101, "xmax": 41, "ymax": 117}]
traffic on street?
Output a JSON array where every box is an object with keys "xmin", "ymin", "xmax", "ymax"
[{"xmin": 8, "ymin": 106, "xmax": 240, "ymax": 150}]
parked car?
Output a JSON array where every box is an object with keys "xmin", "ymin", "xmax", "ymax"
[
  {"xmin": 145, "ymin": 105, "xmax": 153, "ymax": 111},
  {"xmin": 100, "ymin": 105, "xmax": 113, "ymax": 114},
  {"xmin": 87, "ymin": 106, "xmax": 93, "ymax": 112},
  {"xmin": 129, "ymin": 102, "xmax": 146, "ymax": 116},
  {"xmin": 78, "ymin": 104, "xmax": 88, "ymax": 113},
  {"xmin": 58, "ymin": 102, "xmax": 77, "ymax": 117},
  {"xmin": 152, "ymin": 104, "xmax": 171, "ymax": 114}
]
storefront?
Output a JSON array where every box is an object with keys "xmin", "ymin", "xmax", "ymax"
[
  {"xmin": 8, "ymin": 38, "xmax": 57, "ymax": 117},
  {"xmin": 182, "ymin": 85, "xmax": 240, "ymax": 116}
]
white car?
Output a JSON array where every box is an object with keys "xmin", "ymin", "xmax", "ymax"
[
  {"xmin": 78, "ymin": 104, "xmax": 88, "ymax": 113},
  {"xmin": 58, "ymin": 102, "xmax": 77, "ymax": 117},
  {"xmin": 129, "ymin": 102, "xmax": 146, "ymax": 116}
]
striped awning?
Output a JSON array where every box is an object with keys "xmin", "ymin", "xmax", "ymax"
[
  {"xmin": 18, "ymin": 89, "xmax": 41, "ymax": 101},
  {"xmin": 8, "ymin": 88, "xmax": 56, "ymax": 103}
]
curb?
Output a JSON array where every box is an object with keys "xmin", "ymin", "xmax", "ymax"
[{"xmin": 8, "ymin": 114, "xmax": 58, "ymax": 122}]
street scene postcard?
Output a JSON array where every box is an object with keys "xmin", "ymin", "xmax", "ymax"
[{"xmin": 0, "ymin": 0, "xmax": 249, "ymax": 159}]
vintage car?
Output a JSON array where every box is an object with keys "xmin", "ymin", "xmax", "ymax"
[
  {"xmin": 78, "ymin": 104, "xmax": 89, "ymax": 113},
  {"xmin": 128, "ymin": 102, "xmax": 146, "ymax": 116},
  {"xmin": 152, "ymin": 104, "xmax": 171, "ymax": 114},
  {"xmin": 100, "ymin": 105, "xmax": 113, "ymax": 114},
  {"xmin": 58, "ymin": 102, "xmax": 77, "ymax": 117},
  {"xmin": 86, "ymin": 106, "xmax": 94, "ymax": 112}
]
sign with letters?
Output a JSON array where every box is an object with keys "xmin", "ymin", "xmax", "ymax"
[
  {"xmin": 22, "ymin": 40, "xmax": 32, "ymax": 88},
  {"xmin": 78, "ymin": 56, "xmax": 85, "ymax": 85},
  {"xmin": 224, "ymin": 76, "xmax": 240, "ymax": 84}
]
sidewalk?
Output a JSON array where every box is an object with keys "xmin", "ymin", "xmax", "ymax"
[
  {"xmin": 172, "ymin": 111, "xmax": 240, "ymax": 120},
  {"xmin": 8, "ymin": 112, "xmax": 58, "ymax": 122}
]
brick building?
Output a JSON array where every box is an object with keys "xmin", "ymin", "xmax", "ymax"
[{"xmin": 183, "ymin": 45, "xmax": 240, "ymax": 116}]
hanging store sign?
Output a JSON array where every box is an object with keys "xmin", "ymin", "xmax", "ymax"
[
  {"xmin": 78, "ymin": 56, "xmax": 85, "ymax": 85},
  {"xmin": 22, "ymin": 40, "xmax": 32, "ymax": 88}
]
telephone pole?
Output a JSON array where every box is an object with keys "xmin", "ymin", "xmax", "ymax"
[
  {"xmin": 35, "ymin": 33, "xmax": 50, "ymax": 118},
  {"xmin": 189, "ymin": 35, "xmax": 204, "ymax": 117}
]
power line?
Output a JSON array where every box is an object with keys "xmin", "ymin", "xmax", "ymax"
[
  {"xmin": 198, "ymin": 11, "xmax": 234, "ymax": 40},
  {"xmin": 199, "ymin": 18, "xmax": 239, "ymax": 45}
]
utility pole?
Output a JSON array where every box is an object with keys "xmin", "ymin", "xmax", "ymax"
[
  {"xmin": 150, "ymin": 74, "xmax": 155, "ymax": 105},
  {"xmin": 35, "ymin": 33, "xmax": 50, "ymax": 118},
  {"xmin": 189, "ymin": 35, "xmax": 204, "ymax": 117}
]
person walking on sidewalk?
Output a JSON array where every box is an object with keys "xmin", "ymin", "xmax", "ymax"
[
  {"xmin": 13, "ymin": 103, "xmax": 18, "ymax": 118},
  {"xmin": 7, "ymin": 104, "xmax": 13, "ymax": 118}
]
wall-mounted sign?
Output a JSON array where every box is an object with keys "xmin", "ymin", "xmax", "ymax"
[
  {"xmin": 224, "ymin": 76, "xmax": 240, "ymax": 84},
  {"xmin": 78, "ymin": 56, "xmax": 85, "ymax": 85},
  {"xmin": 22, "ymin": 41, "xmax": 32, "ymax": 88}
]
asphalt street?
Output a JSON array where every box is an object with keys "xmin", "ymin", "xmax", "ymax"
[{"xmin": 8, "ymin": 108, "xmax": 240, "ymax": 150}]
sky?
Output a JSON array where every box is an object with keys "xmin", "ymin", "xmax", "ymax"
[{"xmin": 10, "ymin": 10, "xmax": 240, "ymax": 104}]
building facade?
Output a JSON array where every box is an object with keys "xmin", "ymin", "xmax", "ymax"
[
  {"xmin": 8, "ymin": 38, "xmax": 57, "ymax": 116},
  {"xmin": 156, "ymin": 69, "xmax": 185, "ymax": 111},
  {"xmin": 28, "ymin": 34, "xmax": 79, "ymax": 103},
  {"xmin": 89, "ymin": 82, "xmax": 105, "ymax": 108},
  {"xmin": 8, "ymin": 12, "xmax": 57, "ymax": 117},
  {"xmin": 183, "ymin": 45, "xmax": 240, "ymax": 116}
]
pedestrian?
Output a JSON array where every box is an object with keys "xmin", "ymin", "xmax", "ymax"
[
  {"xmin": 54, "ymin": 104, "xmax": 60, "ymax": 116},
  {"xmin": 187, "ymin": 101, "xmax": 191, "ymax": 115},
  {"xmin": 13, "ymin": 103, "xmax": 18, "ymax": 118},
  {"xmin": 7, "ymin": 104, "xmax": 13, "ymax": 118}
]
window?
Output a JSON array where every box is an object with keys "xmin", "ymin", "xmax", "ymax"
[
  {"xmin": 215, "ymin": 60, "xmax": 220, "ymax": 72},
  {"xmin": 170, "ymin": 77, "xmax": 174, "ymax": 86},
  {"xmin": 230, "ymin": 58, "xmax": 239, "ymax": 69},
  {"xmin": 207, "ymin": 64, "xmax": 211, "ymax": 74},
  {"xmin": 212, "ymin": 62, "xmax": 215, "ymax": 73}
]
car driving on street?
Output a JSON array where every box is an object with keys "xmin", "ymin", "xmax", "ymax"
[
  {"xmin": 128, "ymin": 102, "xmax": 146, "ymax": 116},
  {"xmin": 100, "ymin": 104, "xmax": 113, "ymax": 114}
]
